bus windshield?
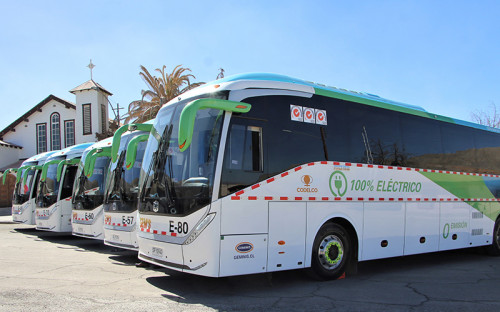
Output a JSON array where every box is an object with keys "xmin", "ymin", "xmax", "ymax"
[
  {"xmin": 73, "ymin": 156, "xmax": 110, "ymax": 210},
  {"xmin": 37, "ymin": 161, "xmax": 62, "ymax": 208},
  {"xmin": 104, "ymin": 137, "xmax": 147, "ymax": 212},
  {"xmin": 14, "ymin": 169, "xmax": 36, "ymax": 205},
  {"xmin": 139, "ymin": 97, "xmax": 225, "ymax": 216}
]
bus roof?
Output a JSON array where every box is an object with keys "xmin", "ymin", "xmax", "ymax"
[
  {"xmin": 49, "ymin": 142, "xmax": 94, "ymax": 160},
  {"xmin": 197, "ymin": 72, "xmax": 500, "ymax": 134}
]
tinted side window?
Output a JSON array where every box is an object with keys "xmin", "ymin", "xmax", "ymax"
[
  {"xmin": 400, "ymin": 114, "xmax": 443, "ymax": 170},
  {"xmin": 440, "ymin": 123, "xmax": 476, "ymax": 172},
  {"xmin": 473, "ymin": 129, "xmax": 500, "ymax": 174},
  {"xmin": 348, "ymin": 104, "xmax": 402, "ymax": 166}
]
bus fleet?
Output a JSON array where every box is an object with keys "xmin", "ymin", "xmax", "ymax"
[{"xmin": 1, "ymin": 73, "xmax": 500, "ymax": 280}]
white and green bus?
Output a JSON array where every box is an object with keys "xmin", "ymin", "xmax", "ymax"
[
  {"xmin": 36, "ymin": 143, "xmax": 92, "ymax": 232},
  {"xmin": 103, "ymin": 122, "xmax": 151, "ymax": 250},
  {"xmin": 136, "ymin": 73, "xmax": 500, "ymax": 279},
  {"xmin": 71, "ymin": 138, "xmax": 112, "ymax": 240}
]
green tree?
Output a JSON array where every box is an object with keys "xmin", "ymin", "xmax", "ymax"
[{"xmin": 125, "ymin": 65, "xmax": 203, "ymax": 123}]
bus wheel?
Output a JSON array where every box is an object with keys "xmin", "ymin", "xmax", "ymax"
[
  {"xmin": 487, "ymin": 218, "xmax": 500, "ymax": 256},
  {"xmin": 311, "ymin": 223, "xmax": 351, "ymax": 280}
]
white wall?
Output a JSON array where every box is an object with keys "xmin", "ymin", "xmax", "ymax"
[
  {"xmin": 2, "ymin": 99, "xmax": 76, "ymax": 159},
  {"xmin": 0, "ymin": 146, "xmax": 21, "ymax": 168},
  {"xmin": 74, "ymin": 89, "xmax": 109, "ymax": 144}
]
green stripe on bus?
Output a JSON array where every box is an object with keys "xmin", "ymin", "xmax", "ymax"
[
  {"xmin": 314, "ymin": 87, "xmax": 456, "ymax": 124},
  {"xmin": 420, "ymin": 171, "xmax": 500, "ymax": 221}
]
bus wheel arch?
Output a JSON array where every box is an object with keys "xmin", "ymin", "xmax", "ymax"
[
  {"xmin": 310, "ymin": 217, "xmax": 358, "ymax": 280},
  {"xmin": 487, "ymin": 216, "xmax": 500, "ymax": 256}
]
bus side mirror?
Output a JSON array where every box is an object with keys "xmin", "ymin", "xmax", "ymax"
[
  {"xmin": 85, "ymin": 147, "xmax": 111, "ymax": 178},
  {"xmin": 16, "ymin": 166, "xmax": 28, "ymax": 183},
  {"xmin": 83, "ymin": 148, "xmax": 99, "ymax": 177},
  {"xmin": 57, "ymin": 158, "xmax": 80, "ymax": 182},
  {"xmin": 23, "ymin": 166, "xmax": 41, "ymax": 185},
  {"xmin": 41, "ymin": 160, "xmax": 63, "ymax": 182},
  {"xmin": 111, "ymin": 123, "xmax": 153, "ymax": 162},
  {"xmin": 2, "ymin": 168, "xmax": 17, "ymax": 185},
  {"xmin": 125, "ymin": 134, "xmax": 149, "ymax": 170},
  {"xmin": 178, "ymin": 98, "xmax": 251, "ymax": 152}
]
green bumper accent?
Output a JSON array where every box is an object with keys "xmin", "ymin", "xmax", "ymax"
[
  {"xmin": 178, "ymin": 98, "xmax": 251, "ymax": 152},
  {"xmin": 125, "ymin": 134, "xmax": 149, "ymax": 170}
]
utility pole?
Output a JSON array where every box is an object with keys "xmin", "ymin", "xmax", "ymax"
[{"xmin": 109, "ymin": 102, "xmax": 124, "ymax": 126}]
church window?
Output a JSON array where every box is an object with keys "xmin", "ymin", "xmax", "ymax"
[
  {"xmin": 64, "ymin": 120, "xmax": 75, "ymax": 147},
  {"xmin": 50, "ymin": 113, "xmax": 61, "ymax": 150},
  {"xmin": 36, "ymin": 123, "xmax": 47, "ymax": 154},
  {"xmin": 83, "ymin": 103, "xmax": 92, "ymax": 135}
]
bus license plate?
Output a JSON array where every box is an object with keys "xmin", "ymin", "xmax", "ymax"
[{"xmin": 152, "ymin": 247, "xmax": 163, "ymax": 258}]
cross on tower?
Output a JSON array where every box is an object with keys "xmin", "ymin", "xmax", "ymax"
[{"xmin": 87, "ymin": 59, "xmax": 95, "ymax": 80}]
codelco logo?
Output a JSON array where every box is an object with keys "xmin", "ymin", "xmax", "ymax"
[
  {"xmin": 297, "ymin": 175, "xmax": 318, "ymax": 193},
  {"xmin": 235, "ymin": 242, "xmax": 254, "ymax": 253}
]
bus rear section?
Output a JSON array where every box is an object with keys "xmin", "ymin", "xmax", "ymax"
[
  {"xmin": 137, "ymin": 73, "xmax": 500, "ymax": 279},
  {"xmin": 72, "ymin": 138, "xmax": 112, "ymax": 240},
  {"xmin": 36, "ymin": 143, "xmax": 92, "ymax": 232},
  {"xmin": 103, "ymin": 125, "xmax": 151, "ymax": 250}
]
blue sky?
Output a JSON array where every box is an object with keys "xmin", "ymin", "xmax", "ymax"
[{"xmin": 1, "ymin": 0, "xmax": 499, "ymax": 130}]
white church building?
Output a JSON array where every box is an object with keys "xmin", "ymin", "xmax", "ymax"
[{"xmin": 0, "ymin": 78, "xmax": 112, "ymax": 169}]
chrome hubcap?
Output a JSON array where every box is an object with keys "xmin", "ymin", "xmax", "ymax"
[{"xmin": 318, "ymin": 235, "xmax": 344, "ymax": 270}]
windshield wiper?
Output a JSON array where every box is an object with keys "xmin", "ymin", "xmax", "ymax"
[{"xmin": 107, "ymin": 151, "xmax": 126, "ymax": 202}]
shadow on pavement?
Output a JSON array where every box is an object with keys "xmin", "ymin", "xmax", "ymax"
[
  {"xmin": 12, "ymin": 227, "xmax": 134, "ymax": 257},
  {"xmin": 144, "ymin": 248, "xmax": 490, "ymax": 310}
]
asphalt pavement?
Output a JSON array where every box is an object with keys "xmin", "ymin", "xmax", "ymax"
[
  {"xmin": 0, "ymin": 207, "xmax": 10, "ymax": 217},
  {"xmin": 1, "ymin": 216, "xmax": 500, "ymax": 312}
]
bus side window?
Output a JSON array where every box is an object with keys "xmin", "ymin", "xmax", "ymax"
[
  {"xmin": 220, "ymin": 122, "xmax": 264, "ymax": 197},
  {"xmin": 226, "ymin": 124, "xmax": 263, "ymax": 172}
]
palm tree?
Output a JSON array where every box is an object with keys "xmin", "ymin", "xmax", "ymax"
[{"xmin": 126, "ymin": 65, "xmax": 204, "ymax": 123}]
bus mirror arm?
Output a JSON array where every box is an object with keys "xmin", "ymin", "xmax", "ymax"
[
  {"xmin": 41, "ymin": 159, "xmax": 63, "ymax": 182},
  {"xmin": 178, "ymin": 98, "xmax": 251, "ymax": 152},
  {"xmin": 56, "ymin": 158, "xmax": 80, "ymax": 182},
  {"xmin": 2, "ymin": 168, "xmax": 17, "ymax": 185},
  {"xmin": 125, "ymin": 134, "xmax": 149, "ymax": 170},
  {"xmin": 111, "ymin": 123, "xmax": 153, "ymax": 162},
  {"xmin": 85, "ymin": 147, "xmax": 111, "ymax": 178}
]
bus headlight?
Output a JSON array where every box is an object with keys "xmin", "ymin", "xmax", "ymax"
[{"xmin": 183, "ymin": 212, "xmax": 216, "ymax": 245}]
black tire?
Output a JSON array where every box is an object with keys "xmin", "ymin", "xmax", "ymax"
[
  {"xmin": 487, "ymin": 218, "xmax": 500, "ymax": 256},
  {"xmin": 310, "ymin": 223, "xmax": 352, "ymax": 280}
]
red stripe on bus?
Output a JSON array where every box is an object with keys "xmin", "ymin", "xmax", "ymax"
[
  {"xmin": 280, "ymin": 197, "xmax": 288, "ymax": 200},
  {"xmin": 231, "ymin": 196, "xmax": 240, "ymax": 200},
  {"xmin": 248, "ymin": 196, "xmax": 257, "ymax": 200},
  {"xmin": 265, "ymin": 196, "xmax": 273, "ymax": 200},
  {"xmin": 266, "ymin": 177, "xmax": 275, "ymax": 183},
  {"xmin": 251, "ymin": 184, "xmax": 260, "ymax": 190}
]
